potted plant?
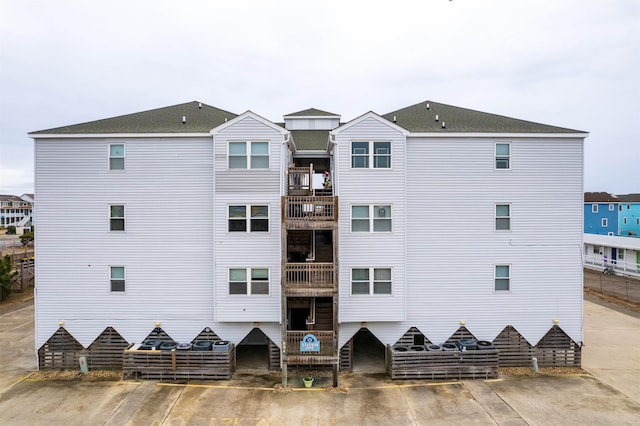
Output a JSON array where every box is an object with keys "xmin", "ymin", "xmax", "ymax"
[{"xmin": 303, "ymin": 376, "xmax": 314, "ymax": 388}]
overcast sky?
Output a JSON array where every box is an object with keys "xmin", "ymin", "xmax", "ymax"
[{"xmin": 1, "ymin": 0, "xmax": 638, "ymax": 195}]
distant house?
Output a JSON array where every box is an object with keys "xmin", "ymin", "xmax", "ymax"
[
  {"xmin": 584, "ymin": 233, "xmax": 640, "ymax": 277},
  {"xmin": 584, "ymin": 192, "xmax": 619, "ymax": 236},
  {"xmin": 616, "ymin": 194, "xmax": 640, "ymax": 237},
  {"xmin": 29, "ymin": 100, "xmax": 587, "ymax": 379},
  {"xmin": 0, "ymin": 194, "xmax": 33, "ymax": 230}
]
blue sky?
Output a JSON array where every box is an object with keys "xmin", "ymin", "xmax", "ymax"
[{"xmin": 1, "ymin": 0, "xmax": 638, "ymax": 195}]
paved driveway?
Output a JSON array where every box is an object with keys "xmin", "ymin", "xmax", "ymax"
[{"xmin": 0, "ymin": 300, "xmax": 639, "ymax": 425}]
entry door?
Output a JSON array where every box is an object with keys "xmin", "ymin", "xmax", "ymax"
[{"xmin": 612, "ymin": 248, "xmax": 617, "ymax": 264}]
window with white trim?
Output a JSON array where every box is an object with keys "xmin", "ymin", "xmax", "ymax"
[
  {"xmin": 351, "ymin": 205, "xmax": 391, "ymax": 232},
  {"xmin": 609, "ymin": 204, "xmax": 615, "ymax": 211},
  {"xmin": 351, "ymin": 141, "xmax": 391, "ymax": 168},
  {"xmin": 495, "ymin": 265, "xmax": 510, "ymax": 291},
  {"xmin": 618, "ymin": 250, "xmax": 625, "ymax": 260},
  {"xmin": 228, "ymin": 141, "xmax": 269, "ymax": 169},
  {"xmin": 351, "ymin": 268, "xmax": 392, "ymax": 295},
  {"xmin": 228, "ymin": 205, "xmax": 269, "ymax": 232},
  {"xmin": 109, "ymin": 144, "xmax": 125, "ymax": 170},
  {"xmin": 110, "ymin": 266, "xmax": 125, "ymax": 292},
  {"xmin": 602, "ymin": 218, "xmax": 608, "ymax": 227},
  {"xmin": 495, "ymin": 204, "xmax": 511, "ymax": 230},
  {"xmin": 592, "ymin": 204, "xmax": 598, "ymax": 213},
  {"xmin": 110, "ymin": 205, "xmax": 125, "ymax": 231},
  {"xmin": 229, "ymin": 268, "xmax": 269, "ymax": 295},
  {"xmin": 495, "ymin": 143, "xmax": 510, "ymax": 169}
]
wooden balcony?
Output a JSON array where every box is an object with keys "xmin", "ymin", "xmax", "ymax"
[
  {"xmin": 282, "ymin": 196, "xmax": 338, "ymax": 229},
  {"xmin": 284, "ymin": 262, "xmax": 336, "ymax": 296},
  {"xmin": 284, "ymin": 330, "xmax": 338, "ymax": 365}
]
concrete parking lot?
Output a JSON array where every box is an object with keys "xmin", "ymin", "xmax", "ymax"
[{"xmin": 1, "ymin": 299, "xmax": 640, "ymax": 425}]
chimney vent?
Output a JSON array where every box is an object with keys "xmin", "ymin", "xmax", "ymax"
[
  {"xmin": 393, "ymin": 115, "xmax": 397, "ymax": 123},
  {"xmin": 435, "ymin": 114, "xmax": 439, "ymax": 122},
  {"xmin": 198, "ymin": 102, "xmax": 202, "ymax": 109},
  {"xmin": 442, "ymin": 121, "xmax": 446, "ymax": 128},
  {"xmin": 182, "ymin": 116, "xmax": 186, "ymax": 124},
  {"xmin": 426, "ymin": 103, "xmax": 430, "ymax": 110}
]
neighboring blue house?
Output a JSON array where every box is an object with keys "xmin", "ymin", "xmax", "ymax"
[
  {"xmin": 584, "ymin": 192, "xmax": 619, "ymax": 236},
  {"xmin": 617, "ymin": 194, "xmax": 640, "ymax": 237}
]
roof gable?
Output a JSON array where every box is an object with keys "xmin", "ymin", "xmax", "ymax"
[
  {"xmin": 30, "ymin": 101, "xmax": 237, "ymax": 135},
  {"xmin": 211, "ymin": 110, "xmax": 289, "ymax": 135},
  {"xmin": 332, "ymin": 111, "xmax": 409, "ymax": 136},
  {"xmin": 382, "ymin": 100, "xmax": 585, "ymax": 133}
]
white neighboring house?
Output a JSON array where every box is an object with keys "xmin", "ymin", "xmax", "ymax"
[
  {"xmin": 29, "ymin": 101, "xmax": 588, "ymax": 375},
  {"xmin": 584, "ymin": 233, "xmax": 640, "ymax": 278},
  {"xmin": 0, "ymin": 194, "xmax": 33, "ymax": 231}
]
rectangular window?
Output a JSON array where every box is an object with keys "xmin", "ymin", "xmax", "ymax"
[
  {"xmin": 623, "ymin": 217, "xmax": 628, "ymax": 225},
  {"xmin": 110, "ymin": 205, "xmax": 125, "ymax": 231},
  {"xmin": 608, "ymin": 232, "xmax": 614, "ymax": 236},
  {"xmin": 228, "ymin": 141, "xmax": 269, "ymax": 169},
  {"xmin": 637, "ymin": 218, "xmax": 640, "ymax": 225},
  {"xmin": 109, "ymin": 144, "xmax": 125, "ymax": 170},
  {"xmin": 110, "ymin": 266, "xmax": 125, "ymax": 292},
  {"xmin": 495, "ymin": 265, "xmax": 510, "ymax": 291},
  {"xmin": 351, "ymin": 141, "xmax": 391, "ymax": 169},
  {"xmin": 495, "ymin": 143, "xmax": 510, "ymax": 169},
  {"xmin": 618, "ymin": 251, "xmax": 625, "ymax": 260},
  {"xmin": 351, "ymin": 205, "xmax": 391, "ymax": 232},
  {"xmin": 592, "ymin": 204, "xmax": 598, "ymax": 213},
  {"xmin": 495, "ymin": 204, "xmax": 511, "ymax": 230},
  {"xmin": 351, "ymin": 268, "xmax": 392, "ymax": 295},
  {"xmin": 228, "ymin": 205, "xmax": 269, "ymax": 232},
  {"xmin": 609, "ymin": 204, "xmax": 615, "ymax": 211},
  {"xmin": 602, "ymin": 218, "xmax": 608, "ymax": 227},
  {"xmin": 229, "ymin": 268, "xmax": 269, "ymax": 295}
]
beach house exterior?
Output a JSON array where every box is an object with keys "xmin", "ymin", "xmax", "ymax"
[{"xmin": 29, "ymin": 100, "xmax": 588, "ymax": 380}]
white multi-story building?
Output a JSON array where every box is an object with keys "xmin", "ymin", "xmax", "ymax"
[
  {"xmin": 30, "ymin": 101, "xmax": 587, "ymax": 379},
  {"xmin": 0, "ymin": 194, "xmax": 33, "ymax": 229}
]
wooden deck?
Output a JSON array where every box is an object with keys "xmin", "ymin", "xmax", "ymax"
[{"xmin": 282, "ymin": 196, "xmax": 338, "ymax": 229}]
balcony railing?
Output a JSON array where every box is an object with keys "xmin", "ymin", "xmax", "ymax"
[
  {"xmin": 285, "ymin": 331, "xmax": 335, "ymax": 356},
  {"xmin": 285, "ymin": 262, "xmax": 335, "ymax": 289},
  {"xmin": 283, "ymin": 196, "xmax": 337, "ymax": 222},
  {"xmin": 288, "ymin": 167, "xmax": 312, "ymax": 194}
]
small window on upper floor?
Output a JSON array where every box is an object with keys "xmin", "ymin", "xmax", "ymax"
[
  {"xmin": 351, "ymin": 205, "xmax": 392, "ymax": 232},
  {"xmin": 228, "ymin": 205, "xmax": 269, "ymax": 232},
  {"xmin": 229, "ymin": 268, "xmax": 269, "ymax": 295},
  {"xmin": 351, "ymin": 141, "xmax": 391, "ymax": 169},
  {"xmin": 495, "ymin": 143, "xmax": 510, "ymax": 169},
  {"xmin": 228, "ymin": 141, "xmax": 269, "ymax": 169},
  {"xmin": 609, "ymin": 204, "xmax": 615, "ymax": 211},
  {"xmin": 109, "ymin": 144, "xmax": 125, "ymax": 170},
  {"xmin": 592, "ymin": 204, "xmax": 598, "ymax": 213},
  {"xmin": 495, "ymin": 265, "xmax": 510, "ymax": 291},
  {"xmin": 495, "ymin": 204, "xmax": 511, "ymax": 231},
  {"xmin": 110, "ymin": 266, "xmax": 125, "ymax": 292},
  {"xmin": 110, "ymin": 205, "xmax": 125, "ymax": 231}
]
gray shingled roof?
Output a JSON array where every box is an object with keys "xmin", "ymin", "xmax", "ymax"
[
  {"xmin": 616, "ymin": 194, "xmax": 640, "ymax": 202},
  {"xmin": 30, "ymin": 102, "xmax": 238, "ymax": 134},
  {"xmin": 382, "ymin": 101, "xmax": 584, "ymax": 133},
  {"xmin": 284, "ymin": 108, "xmax": 339, "ymax": 117},
  {"xmin": 290, "ymin": 130, "xmax": 330, "ymax": 151}
]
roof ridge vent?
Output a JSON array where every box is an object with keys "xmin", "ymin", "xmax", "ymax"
[
  {"xmin": 435, "ymin": 114, "xmax": 439, "ymax": 122},
  {"xmin": 182, "ymin": 116, "xmax": 186, "ymax": 124}
]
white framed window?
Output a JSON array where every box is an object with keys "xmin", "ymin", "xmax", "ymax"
[
  {"xmin": 109, "ymin": 205, "xmax": 125, "ymax": 231},
  {"xmin": 608, "ymin": 232, "xmax": 614, "ymax": 236},
  {"xmin": 618, "ymin": 251, "xmax": 625, "ymax": 260},
  {"xmin": 592, "ymin": 204, "xmax": 598, "ymax": 213},
  {"xmin": 109, "ymin": 144, "xmax": 125, "ymax": 170},
  {"xmin": 495, "ymin": 204, "xmax": 511, "ymax": 230},
  {"xmin": 495, "ymin": 143, "xmax": 510, "ymax": 169},
  {"xmin": 228, "ymin": 141, "xmax": 269, "ymax": 169},
  {"xmin": 351, "ymin": 141, "xmax": 391, "ymax": 169},
  {"xmin": 495, "ymin": 265, "xmax": 510, "ymax": 291},
  {"xmin": 351, "ymin": 205, "xmax": 392, "ymax": 232},
  {"xmin": 110, "ymin": 266, "xmax": 125, "ymax": 292},
  {"xmin": 602, "ymin": 218, "xmax": 608, "ymax": 227},
  {"xmin": 609, "ymin": 204, "xmax": 615, "ymax": 211},
  {"xmin": 229, "ymin": 268, "xmax": 269, "ymax": 295},
  {"xmin": 351, "ymin": 268, "xmax": 392, "ymax": 295},
  {"xmin": 228, "ymin": 205, "xmax": 269, "ymax": 232}
]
